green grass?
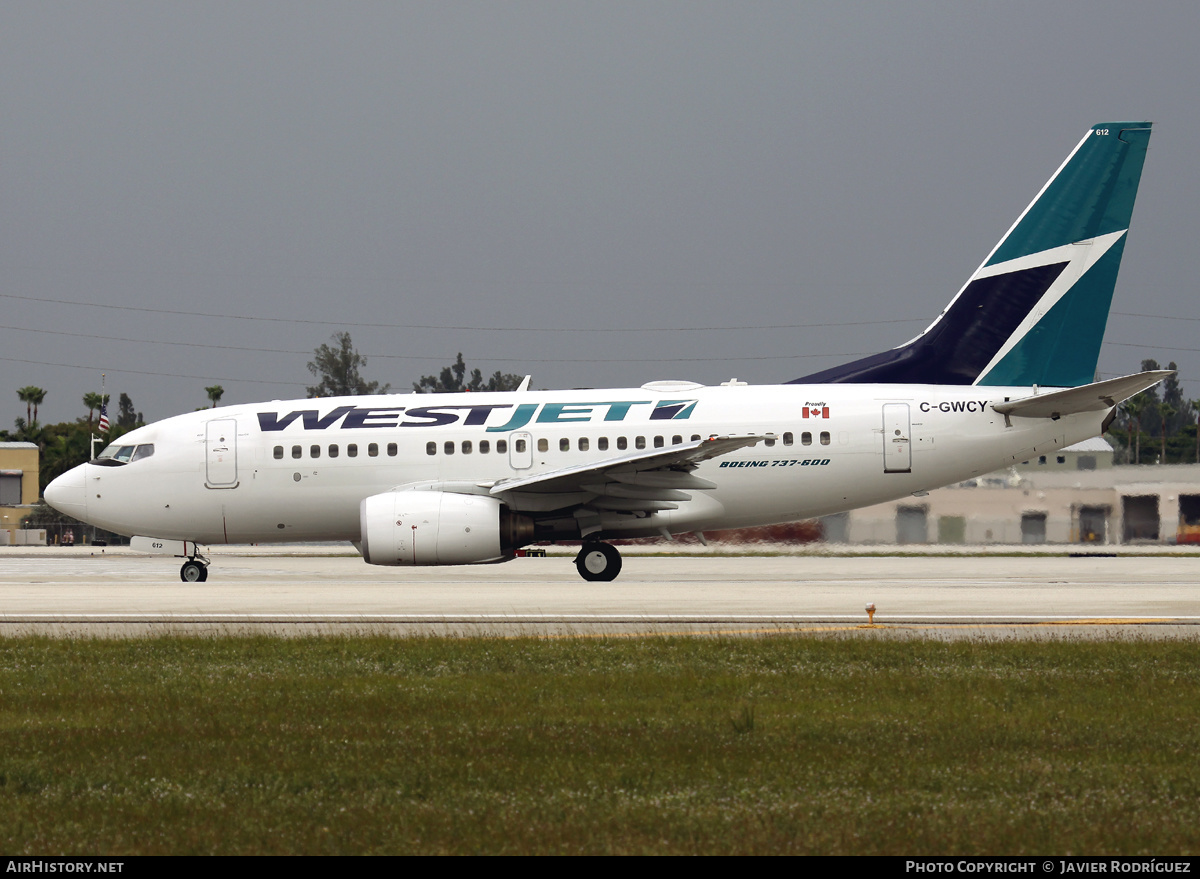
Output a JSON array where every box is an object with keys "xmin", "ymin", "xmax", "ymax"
[{"xmin": 1, "ymin": 635, "xmax": 1199, "ymax": 854}]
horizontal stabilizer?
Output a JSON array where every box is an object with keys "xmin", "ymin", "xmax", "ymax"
[{"xmin": 991, "ymin": 370, "xmax": 1172, "ymax": 419}]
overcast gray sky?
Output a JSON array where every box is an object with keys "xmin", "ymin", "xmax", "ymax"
[{"xmin": 3, "ymin": 1, "xmax": 1199, "ymax": 425}]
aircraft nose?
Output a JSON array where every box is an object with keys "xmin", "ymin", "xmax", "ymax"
[{"xmin": 44, "ymin": 465, "xmax": 87, "ymax": 520}]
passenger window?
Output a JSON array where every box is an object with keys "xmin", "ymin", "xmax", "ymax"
[
  {"xmin": 328, "ymin": 444, "xmax": 339, "ymax": 458},
  {"xmin": 292, "ymin": 445, "xmax": 302, "ymax": 459},
  {"xmin": 274, "ymin": 446, "xmax": 284, "ymax": 460},
  {"xmin": 820, "ymin": 431, "xmax": 831, "ymax": 445},
  {"xmin": 672, "ymin": 435, "xmax": 682, "ymax": 445},
  {"xmin": 617, "ymin": 437, "xmax": 628, "ymax": 450},
  {"xmin": 559, "ymin": 438, "xmax": 569, "ymax": 451},
  {"xmin": 426, "ymin": 442, "xmax": 436, "ymax": 456},
  {"xmin": 765, "ymin": 437, "xmax": 776, "ymax": 447},
  {"xmin": 368, "ymin": 443, "xmax": 379, "ymax": 457},
  {"xmin": 538, "ymin": 438, "xmax": 549, "ymax": 453},
  {"xmin": 802, "ymin": 432, "xmax": 812, "ymax": 446},
  {"xmin": 653, "ymin": 436, "xmax": 664, "ymax": 448},
  {"xmin": 497, "ymin": 439, "xmax": 508, "ymax": 454},
  {"xmin": 347, "ymin": 444, "xmax": 358, "ymax": 458},
  {"xmin": 444, "ymin": 441, "xmax": 455, "ymax": 455},
  {"xmin": 691, "ymin": 435, "xmax": 701, "ymax": 442},
  {"xmin": 387, "ymin": 443, "xmax": 398, "ymax": 457},
  {"xmin": 514, "ymin": 439, "xmax": 526, "ymax": 453},
  {"xmin": 783, "ymin": 432, "xmax": 793, "ymax": 446},
  {"xmin": 635, "ymin": 436, "xmax": 646, "ymax": 450},
  {"xmin": 480, "ymin": 440, "xmax": 490, "ymax": 454},
  {"xmin": 598, "ymin": 437, "xmax": 609, "ymax": 451},
  {"xmin": 579, "ymin": 438, "xmax": 589, "ymax": 451},
  {"xmin": 462, "ymin": 440, "xmax": 472, "ymax": 454},
  {"xmin": 310, "ymin": 445, "xmax": 321, "ymax": 458}
]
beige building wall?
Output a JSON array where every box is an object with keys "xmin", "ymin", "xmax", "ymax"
[
  {"xmin": 828, "ymin": 463, "xmax": 1200, "ymax": 546},
  {"xmin": 0, "ymin": 442, "xmax": 41, "ymax": 541}
]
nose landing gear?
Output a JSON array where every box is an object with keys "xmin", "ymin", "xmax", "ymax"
[
  {"xmin": 575, "ymin": 542, "xmax": 622, "ymax": 582},
  {"xmin": 180, "ymin": 555, "xmax": 210, "ymax": 583}
]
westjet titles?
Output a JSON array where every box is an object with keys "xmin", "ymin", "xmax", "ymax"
[{"xmin": 256, "ymin": 399, "xmax": 699, "ymax": 433}]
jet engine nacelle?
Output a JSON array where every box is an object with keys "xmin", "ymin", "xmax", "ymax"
[{"xmin": 359, "ymin": 490, "xmax": 535, "ymax": 566}]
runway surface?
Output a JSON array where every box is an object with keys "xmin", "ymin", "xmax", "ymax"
[{"xmin": 2, "ymin": 546, "xmax": 1198, "ymax": 637}]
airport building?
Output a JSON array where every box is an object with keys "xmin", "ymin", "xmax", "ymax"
[
  {"xmin": 820, "ymin": 438, "xmax": 1200, "ymax": 546},
  {"xmin": 0, "ymin": 442, "xmax": 42, "ymax": 545}
]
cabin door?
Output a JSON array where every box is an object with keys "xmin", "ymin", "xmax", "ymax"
[
  {"xmin": 205, "ymin": 418, "xmax": 239, "ymax": 488},
  {"xmin": 882, "ymin": 403, "xmax": 912, "ymax": 473}
]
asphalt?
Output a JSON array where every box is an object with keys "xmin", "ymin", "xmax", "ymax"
[{"xmin": 2, "ymin": 545, "xmax": 1198, "ymax": 638}]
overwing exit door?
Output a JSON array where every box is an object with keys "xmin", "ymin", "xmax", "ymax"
[{"xmin": 509, "ymin": 431, "xmax": 533, "ymax": 469}]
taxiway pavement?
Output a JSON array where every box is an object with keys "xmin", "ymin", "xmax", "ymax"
[{"xmin": 1, "ymin": 546, "xmax": 1197, "ymax": 638}]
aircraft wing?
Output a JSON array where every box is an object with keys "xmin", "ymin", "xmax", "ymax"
[
  {"xmin": 489, "ymin": 434, "xmax": 764, "ymax": 513},
  {"xmin": 991, "ymin": 370, "xmax": 1173, "ymax": 419}
]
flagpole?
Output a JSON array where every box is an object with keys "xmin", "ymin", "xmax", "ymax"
[{"xmin": 90, "ymin": 373, "xmax": 106, "ymax": 460}]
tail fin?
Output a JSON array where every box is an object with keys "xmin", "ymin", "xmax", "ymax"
[{"xmin": 792, "ymin": 122, "xmax": 1152, "ymax": 388}]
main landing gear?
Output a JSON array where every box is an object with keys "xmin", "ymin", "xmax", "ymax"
[
  {"xmin": 575, "ymin": 542, "xmax": 622, "ymax": 582},
  {"xmin": 180, "ymin": 554, "xmax": 210, "ymax": 583}
]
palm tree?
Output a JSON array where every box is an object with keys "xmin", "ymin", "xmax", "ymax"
[
  {"xmin": 17, "ymin": 386, "xmax": 45, "ymax": 424},
  {"xmin": 83, "ymin": 392, "xmax": 105, "ymax": 428},
  {"xmin": 1124, "ymin": 394, "xmax": 1149, "ymax": 464},
  {"xmin": 1192, "ymin": 399, "xmax": 1200, "ymax": 464},
  {"xmin": 1159, "ymin": 403, "xmax": 1176, "ymax": 464},
  {"xmin": 205, "ymin": 385, "xmax": 224, "ymax": 409},
  {"xmin": 12, "ymin": 417, "xmax": 42, "ymax": 446}
]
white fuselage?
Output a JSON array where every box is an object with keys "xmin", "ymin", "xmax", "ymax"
[{"xmin": 54, "ymin": 382, "xmax": 1101, "ymax": 546}]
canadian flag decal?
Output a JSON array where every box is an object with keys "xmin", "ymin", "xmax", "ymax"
[{"xmin": 802, "ymin": 405, "xmax": 830, "ymax": 419}]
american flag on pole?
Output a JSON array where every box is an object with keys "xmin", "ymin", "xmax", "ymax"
[{"xmin": 98, "ymin": 399, "xmax": 109, "ymax": 432}]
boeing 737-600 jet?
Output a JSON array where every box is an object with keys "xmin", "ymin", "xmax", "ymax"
[{"xmin": 46, "ymin": 122, "xmax": 1168, "ymax": 582}]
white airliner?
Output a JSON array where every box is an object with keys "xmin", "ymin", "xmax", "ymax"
[{"xmin": 46, "ymin": 122, "xmax": 1168, "ymax": 583}]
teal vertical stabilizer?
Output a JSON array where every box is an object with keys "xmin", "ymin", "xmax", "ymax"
[
  {"xmin": 985, "ymin": 123, "xmax": 1151, "ymax": 268},
  {"xmin": 792, "ymin": 123, "xmax": 1152, "ymax": 390},
  {"xmin": 977, "ymin": 123, "xmax": 1151, "ymax": 387}
]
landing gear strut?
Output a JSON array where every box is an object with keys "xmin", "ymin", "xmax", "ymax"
[
  {"xmin": 575, "ymin": 542, "xmax": 622, "ymax": 582},
  {"xmin": 180, "ymin": 555, "xmax": 210, "ymax": 583}
]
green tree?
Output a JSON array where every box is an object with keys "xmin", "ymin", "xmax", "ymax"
[
  {"xmin": 82, "ymin": 392, "xmax": 107, "ymax": 428},
  {"xmin": 1159, "ymin": 402, "xmax": 1176, "ymax": 464},
  {"xmin": 1124, "ymin": 393, "xmax": 1152, "ymax": 464},
  {"xmin": 40, "ymin": 425, "xmax": 93, "ymax": 490},
  {"xmin": 17, "ymin": 386, "xmax": 46, "ymax": 424},
  {"xmin": 205, "ymin": 385, "xmax": 224, "ymax": 408},
  {"xmin": 11, "ymin": 417, "xmax": 42, "ymax": 446},
  {"xmin": 1159, "ymin": 362, "xmax": 1190, "ymax": 437},
  {"xmin": 1191, "ymin": 399, "xmax": 1200, "ymax": 465},
  {"xmin": 116, "ymin": 392, "xmax": 142, "ymax": 428},
  {"xmin": 413, "ymin": 353, "xmax": 524, "ymax": 393},
  {"xmin": 306, "ymin": 332, "xmax": 391, "ymax": 398}
]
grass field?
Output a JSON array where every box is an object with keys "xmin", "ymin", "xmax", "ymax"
[{"xmin": 1, "ymin": 634, "xmax": 1198, "ymax": 855}]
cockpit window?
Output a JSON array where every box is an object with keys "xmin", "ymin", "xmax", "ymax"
[{"xmin": 94, "ymin": 442, "xmax": 154, "ymax": 466}]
